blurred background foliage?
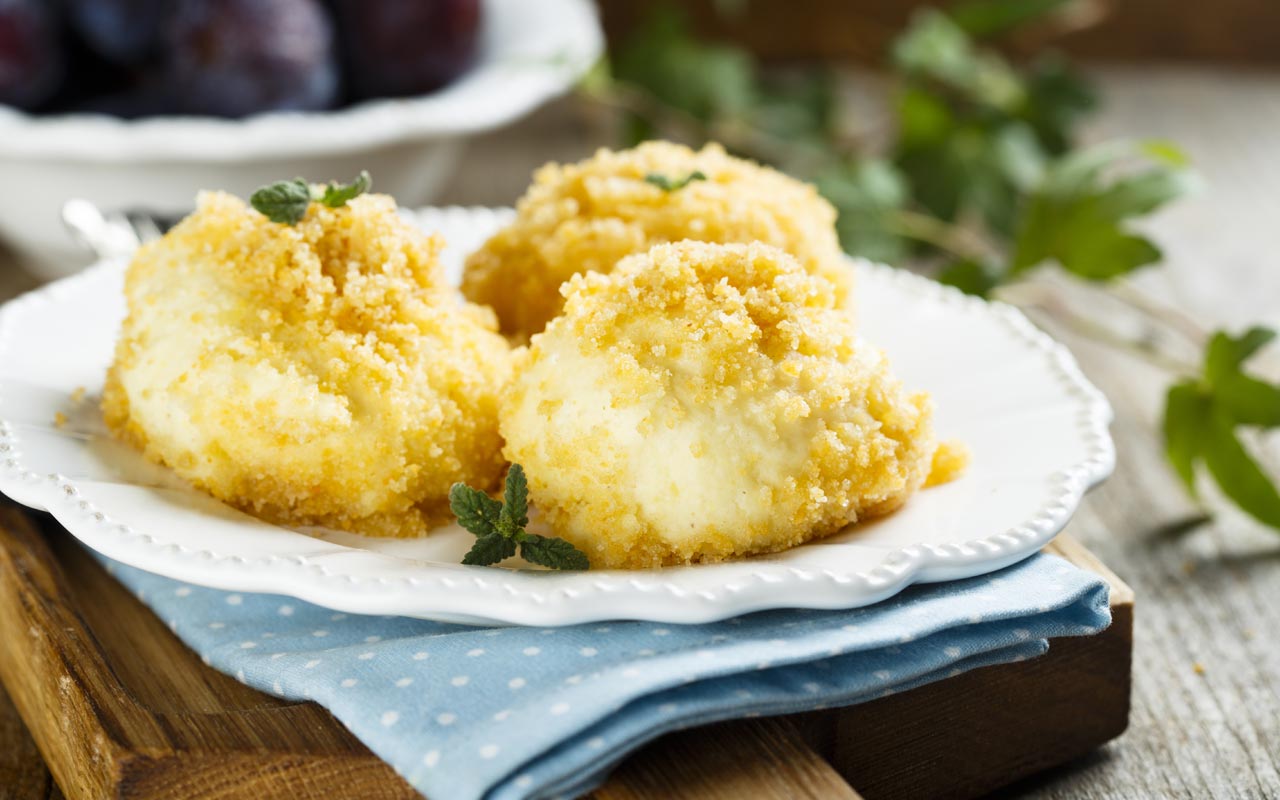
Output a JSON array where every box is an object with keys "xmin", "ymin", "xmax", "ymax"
[{"xmin": 579, "ymin": 0, "xmax": 1280, "ymax": 532}]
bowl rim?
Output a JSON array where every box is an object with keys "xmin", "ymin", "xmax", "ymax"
[{"xmin": 0, "ymin": 0, "xmax": 602, "ymax": 164}]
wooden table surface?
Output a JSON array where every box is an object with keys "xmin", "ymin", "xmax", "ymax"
[{"xmin": 1, "ymin": 67, "xmax": 1278, "ymax": 798}]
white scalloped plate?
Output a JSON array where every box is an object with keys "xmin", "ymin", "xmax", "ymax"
[{"xmin": 0, "ymin": 207, "xmax": 1114, "ymax": 626}]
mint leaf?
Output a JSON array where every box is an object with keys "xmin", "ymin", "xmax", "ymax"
[
  {"xmin": 250, "ymin": 179, "xmax": 312, "ymax": 225},
  {"xmin": 1216, "ymin": 374, "xmax": 1280, "ymax": 428},
  {"xmin": 450, "ymin": 464, "xmax": 591, "ymax": 570},
  {"xmin": 1205, "ymin": 327, "xmax": 1275, "ymax": 386},
  {"xmin": 1201, "ymin": 411, "xmax": 1280, "ymax": 529},
  {"xmin": 502, "ymin": 464, "xmax": 529, "ymax": 529},
  {"xmin": 520, "ymin": 535, "xmax": 590, "ymax": 571},
  {"xmin": 449, "ymin": 483, "xmax": 503, "ymax": 537},
  {"xmin": 1020, "ymin": 54, "xmax": 1096, "ymax": 155},
  {"xmin": 1163, "ymin": 327, "xmax": 1280, "ymax": 530},
  {"xmin": 1011, "ymin": 139, "xmax": 1195, "ymax": 280},
  {"xmin": 462, "ymin": 533, "xmax": 518, "ymax": 567},
  {"xmin": 1163, "ymin": 381, "xmax": 1209, "ymax": 495},
  {"xmin": 1205, "ymin": 328, "xmax": 1280, "ymax": 427},
  {"xmin": 319, "ymin": 171, "xmax": 372, "ymax": 208},
  {"xmin": 645, "ymin": 170, "xmax": 707, "ymax": 192},
  {"xmin": 892, "ymin": 10, "xmax": 1023, "ymax": 112}
]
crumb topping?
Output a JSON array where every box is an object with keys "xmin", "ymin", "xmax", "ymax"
[{"xmin": 462, "ymin": 141, "xmax": 852, "ymax": 339}]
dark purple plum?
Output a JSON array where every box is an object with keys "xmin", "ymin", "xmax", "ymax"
[
  {"xmin": 333, "ymin": 0, "xmax": 481, "ymax": 101},
  {"xmin": 164, "ymin": 0, "xmax": 338, "ymax": 118},
  {"xmin": 65, "ymin": 0, "xmax": 170, "ymax": 64},
  {"xmin": 0, "ymin": 0, "xmax": 64, "ymax": 110}
]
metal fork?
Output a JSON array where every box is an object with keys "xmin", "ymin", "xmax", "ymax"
[{"xmin": 61, "ymin": 200, "xmax": 180, "ymax": 261}]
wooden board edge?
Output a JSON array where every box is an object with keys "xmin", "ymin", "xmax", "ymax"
[
  {"xmin": 1045, "ymin": 535, "xmax": 1135, "ymax": 607},
  {"xmin": 0, "ymin": 506, "xmax": 160, "ymax": 799}
]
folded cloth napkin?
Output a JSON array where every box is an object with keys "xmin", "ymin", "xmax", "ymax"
[{"xmin": 98, "ymin": 552, "xmax": 1109, "ymax": 800}]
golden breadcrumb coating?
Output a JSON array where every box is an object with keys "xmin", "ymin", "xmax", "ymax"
[
  {"xmin": 102, "ymin": 191, "xmax": 512, "ymax": 537},
  {"xmin": 926, "ymin": 440, "xmax": 971, "ymax": 487},
  {"xmin": 500, "ymin": 241, "xmax": 936, "ymax": 569},
  {"xmin": 462, "ymin": 141, "xmax": 852, "ymax": 339}
]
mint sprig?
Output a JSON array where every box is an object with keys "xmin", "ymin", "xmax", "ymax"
[
  {"xmin": 249, "ymin": 178, "xmax": 312, "ymax": 225},
  {"xmin": 1164, "ymin": 327, "xmax": 1280, "ymax": 530},
  {"xmin": 644, "ymin": 170, "xmax": 707, "ymax": 191},
  {"xmin": 449, "ymin": 464, "xmax": 590, "ymax": 570},
  {"xmin": 249, "ymin": 171, "xmax": 373, "ymax": 225},
  {"xmin": 318, "ymin": 171, "xmax": 373, "ymax": 208}
]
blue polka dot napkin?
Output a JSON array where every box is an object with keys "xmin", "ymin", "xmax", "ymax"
[{"xmin": 97, "ymin": 552, "xmax": 1109, "ymax": 800}]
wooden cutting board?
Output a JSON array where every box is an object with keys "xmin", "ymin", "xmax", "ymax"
[{"xmin": 0, "ymin": 502, "xmax": 1132, "ymax": 800}]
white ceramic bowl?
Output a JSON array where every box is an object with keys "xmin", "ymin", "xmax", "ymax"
[{"xmin": 0, "ymin": 0, "xmax": 602, "ymax": 279}]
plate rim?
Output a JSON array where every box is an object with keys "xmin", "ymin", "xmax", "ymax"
[{"xmin": 0, "ymin": 206, "xmax": 1115, "ymax": 625}]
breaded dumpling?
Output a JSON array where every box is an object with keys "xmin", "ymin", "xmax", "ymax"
[
  {"xmin": 462, "ymin": 141, "xmax": 851, "ymax": 339},
  {"xmin": 500, "ymin": 241, "xmax": 935, "ymax": 569},
  {"xmin": 103, "ymin": 191, "xmax": 512, "ymax": 537}
]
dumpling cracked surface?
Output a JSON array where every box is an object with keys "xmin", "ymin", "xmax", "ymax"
[
  {"xmin": 500, "ymin": 241, "xmax": 936, "ymax": 569},
  {"xmin": 103, "ymin": 191, "xmax": 512, "ymax": 537},
  {"xmin": 462, "ymin": 140, "xmax": 852, "ymax": 340}
]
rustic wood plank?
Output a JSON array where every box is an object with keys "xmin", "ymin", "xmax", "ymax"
[
  {"xmin": 0, "ymin": 682, "xmax": 54, "ymax": 800},
  {"xmin": 1000, "ymin": 70, "xmax": 1280, "ymax": 799},
  {"xmin": 821, "ymin": 604, "xmax": 1131, "ymax": 800},
  {"xmin": 596, "ymin": 717, "xmax": 862, "ymax": 800},
  {"xmin": 0, "ymin": 506, "xmax": 420, "ymax": 800}
]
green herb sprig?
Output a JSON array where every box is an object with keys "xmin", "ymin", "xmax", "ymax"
[
  {"xmin": 1165, "ymin": 328, "xmax": 1280, "ymax": 529},
  {"xmin": 449, "ymin": 465, "xmax": 590, "ymax": 570},
  {"xmin": 645, "ymin": 170, "xmax": 707, "ymax": 191},
  {"xmin": 249, "ymin": 171, "xmax": 373, "ymax": 225}
]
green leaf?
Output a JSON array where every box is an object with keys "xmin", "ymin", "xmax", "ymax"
[
  {"xmin": 1139, "ymin": 139, "xmax": 1192, "ymax": 168},
  {"xmin": 937, "ymin": 259, "xmax": 1004, "ymax": 297},
  {"xmin": 318, "ymin": 171, "xmax": 372, "ymax": 208},
  {"xmin": 1204, "ymin": 327, "xmax": 1280, "ymax": 427},
  {"xmin": 897, "ymin": 120, "xmax": 1045, "ymax": 234},
  {"xmin": 1163, "ymin": 381, "xmax": 1209, "ymax": 495},
  {"xmin": 816, "ymin": 160, "xmax": 910, "ymax": 262},
  {"xmin": 462, "ymin": 533, "xmax": 518, "ymax": 567},
  {"xmin": 990, "ymin": 122, "xmax": 1047, "ymax": 191},
  {"xmin": 1020, "ymin": 54, "xmax": 1097, "ymax": 155},
  {"xmin": 449, "ymin": 483, "xmax": 503, "ymax": 538},
  {"xmin": 644, "ymin": 171, "xmax": 707, "ymax": 192},
  {"xmin": 892, "ymin": 10, "xmax": 1023, "ymax": 111},
  {"xmin": 502, "ymin": 464, "xmax": 529, "ymax": 529},
  {"xmin": 1201, "ymin": 411, "xmax": 1280, "ymax": 530},
  {"xmin": 1094, "ymin": 170, "xmax": 1197, "ymax": 220},
  {"xmin": 1216, "ymin": 374, "xmax": 1280, "ymax": 428},
  {"xmin": 1205, "ymin": 327, "xmax": 1276, "ymax": 386},
  {"xmin": 249, "ymin": 179, "xmax": 312, "ymax": 225},
  {"xmin": 949, "ymin": 0, "xmax": 1075, "ymax": 37},
  {"xmin": 895, "ymin": 85, "xmax": 954, "ymax": 148},
  {"xmin": 752, "ymin": 69, "xmax": 836, "ymax": 146},
  {"xmin": 1011, "ymin": 139, "xmax": 1194, "ymax": 280},
  {"xmin": 450, "ymin": 465, "xmax": 591, "ymax": 570},
  {"xmin": 612, "ymin": 6, "xmax": 755, "ymax": 124},
  {"xmin": 520, "ymin": 535, "xmax": 591, "ymax": 571}
]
